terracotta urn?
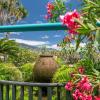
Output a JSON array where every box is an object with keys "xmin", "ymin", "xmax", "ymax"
[{"xmin": 33, "ymin": 55, "xmax": 58, "ymax": 83}]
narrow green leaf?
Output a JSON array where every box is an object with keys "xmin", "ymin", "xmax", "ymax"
[{"xmin": 95, "ymin": 30, "xmax": 100, "ymax": 44}]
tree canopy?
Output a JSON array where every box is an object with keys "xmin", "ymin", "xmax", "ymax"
[{"xmin": 0, "ymin": 0, "xmax": 28, "ymax": 25}]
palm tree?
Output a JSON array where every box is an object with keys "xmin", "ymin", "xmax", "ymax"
[
  {"xmin": 0, "ymin": 0, "xmax": 28, "ymax": 38},
  {"xmin": 0, "ymin": 38, "xmax": 19, "ymax": 62}
]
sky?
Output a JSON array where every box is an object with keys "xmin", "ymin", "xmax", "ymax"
[{"xmin": 0, "ymin": 0, "xmax": 82, "ymax": 49}]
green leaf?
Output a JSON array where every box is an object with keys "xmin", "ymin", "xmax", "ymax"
[
  {"xmin": 87, "ymin": 23, "xmax": 95, "ymax": 30},
  {"xmin": 77, "ymin": 27, "xmax": 90, "ymax": 34},
  {"xmin": 95, "ymin": 30, "xmax": 100, "ymax": 44},
  {"xmin": 74, "ymin": 18, "xmax": 88, "ymax": 29},
  {"xmin": 75, "ymin": 35, "xmax": 81, "ymax": 50}
]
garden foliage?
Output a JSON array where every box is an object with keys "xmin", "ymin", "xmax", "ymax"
[
  {"xmin": 0, "ymin": 63, "xmax": 22, "ymax": 81},
  {"xmin": 45, "ymin": 0, "xmax": 100, "ymax": 99},
  {"xmin": 20, "ymin": 63, "xmax": 35, "ymax": 82}
]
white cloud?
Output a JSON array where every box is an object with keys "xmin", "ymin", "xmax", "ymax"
[
  {"xmin": 0, "ymin": 32, "xmax": 22, "ymax": 35},
  {"xmin": 53, "ymin": 34, "xmax": 61, "ymax": 38},
  {"xmin": 41, "ymin": 35, "xmax": 49, "ymax": 39},
  {"xmin": 49, "ymin": 0, "xmax": 70, "ymax": 3},
  {"xmin": 11, "ymin": 38, "xmax": 50, "ymax": 46},
  {"xmin": 10, "ymin": 32, "xmax": 22, "ymax": 35},
  {"xmin": 50, "ymin": 44, "xmax": 60, "ymax": 50},
  {"xmin": 47, "ymin": 44, "xmax": 61, "ymax": 50}
]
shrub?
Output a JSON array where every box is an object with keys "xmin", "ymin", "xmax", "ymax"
[
  {"xmin": 20, "ymin": 63, "xmax": 35, "ymax": 81},
  {"xmin": 57, "ymin": 47, "xmax": 80, "ymax": 64},
  {"xmin": 0, "ymin": 63, "xmax": 22, "ymax": 81},
  {"xmin": 52, "ymin": 64, "xmax": 76, "ymax": 83},
  {"xmin": 77, "ymin": 44, "xmax": 100, "ymax": 74},
  {"xmin": 13, "ymin": 48, "xmax": 39, "ymax": 67}
]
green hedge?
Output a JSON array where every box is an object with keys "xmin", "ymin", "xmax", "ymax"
[
  {"xmin": 0, "ymin": 63, "xmax": 22, "ymax": 81},
  {"xmin": 20, "ymin": 63, "xmax": 35, "ymax": 81}
]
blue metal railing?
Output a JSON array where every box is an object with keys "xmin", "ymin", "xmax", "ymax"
[
  {"xmin": 0, "ymin": 23, "xmax": 67, "ymax": 32},
  {"xmin": 96, "ymin": 21, "xmax": 100, "ymax": 27},
  {"xmin": 0, "ymin": 22, "xmax": 99, "ymax": 32}
]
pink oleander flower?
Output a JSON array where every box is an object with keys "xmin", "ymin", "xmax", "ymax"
[
  {"xmin": 77, "ymin": 76, "xmax": 92, "ymax": 92},
  {"xmin": 47, "ymin": 3, "xmax": 54, "ymax": 14},
  {"xmin": 82, "ymin": 95, "xmax": 93, "ymax": 100},
  {"xmin": 44, "ymin": 15, "xmax": 49, "ymax": 20},
  {"xmin": 94, "ymin": 96, "xmax": 100, "ymax": 100},
  {"xmin": 72, "ymin": 89, "xmax": 83, "ymax": 100},
  {"xmin": 73, "ymin": 89, "xmax": 93, "ymax": 100},
  {"xmin": 80, "ymin": 76, "xmax": 89, "ymax": 84},
  {"xmin": 45, "ymin": 14, "xmax": 53, "ymax": 19},
  {"xmin": 82, "ymin": 82, "xmax": 92, "ymax": 91},
  {"xmin": 65, "ymin": 81, "xmax": 73, "ymax": 91},
  {"xmin": 78, "ymin": 67, "xmax": 85, "ymax": 74},
  {"xmin": 45, "ymin": 2, "xmax": 54, "ymax": 20},
  {"xmin": 49, "ymin": 13, "xmax": 53, "ymax": 18},
  {"xmin": 60, "ymin": 9, "xmax": 80, "ymax": 34},
  {"xmin": 47, "ymin": 2, "xmax": 54, "ymax": 10},
  {"xmin": 81, "ymin": 76, "xmax": 89, "ymax": 83},
  {"xmin": 77, "ymin": 76, "xmax": 89, "ymax": 88},
  {"xmin": 47, "ymin": 9, "xmax": 51, "ymax": 14}
]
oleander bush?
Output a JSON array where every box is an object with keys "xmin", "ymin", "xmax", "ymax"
[{"xmin": 77, "ymin": 43, "xmax": 100, "ymax": 74}]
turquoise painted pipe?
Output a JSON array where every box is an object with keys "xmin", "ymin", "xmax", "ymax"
[
  {"xmin": 96, "ymin": 21, "xmax": 100, "ymax": 27},
  {"xmin": 0, "ymin": 23, "xmax": 67, "ymax": 32}
]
